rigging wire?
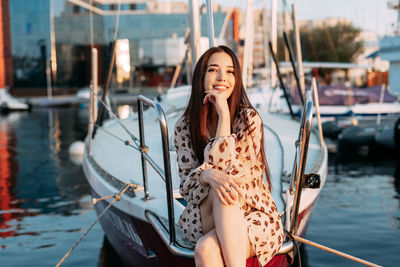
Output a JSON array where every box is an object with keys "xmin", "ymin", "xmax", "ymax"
[
  {"xmin": 94, "ymin": 123, "xmax": 140, "ymax": 152},
  {"xmin": 98, "ymin": 99, "xmax": 141, "ymax": 148},
  {"xmin": 112, "ymin": 2, "xmax": 122, "ymax": 41},
  {"xmin": 55, "ymin": 183, "xmax": 135, "ymax": 267}
]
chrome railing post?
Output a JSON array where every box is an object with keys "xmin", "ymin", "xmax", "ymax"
[
  {"xmin": 137, "ymin": 95, "xmax": 176, "ymax": 245},
  {"xmin": 137, "ymin": 98, "xmax": 150, "ymax": 201},
  {"xmin": 289, "ymin": 91, "xmax": 313, "ymax": 235},
  {"xmin": 311, "ymin": 78, "xmax": 325, "ymax": 149}
]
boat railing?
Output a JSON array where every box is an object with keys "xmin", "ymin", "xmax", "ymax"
[
  {"xmin": 137, "ymin": 92, "xmax": 321, "ymax": 257},
  {"xmin": 288, "ymin": 90, "xmax": 321, "ymax": 235},
  {"xmin": 136, "ymin": 95, "xmax": 177, "ymax": 246},
  {"xmin": 311, "ymin": 78, "xmax": 325, "ymax": 149}
]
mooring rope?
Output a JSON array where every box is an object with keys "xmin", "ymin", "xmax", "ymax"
[
  {"xmin": 293, "ymin": 235, "xmax": 381, "ymax": 267},
  {"xmin": 55, "ymin": 183, "xmax": 134, "ymax": 267}
]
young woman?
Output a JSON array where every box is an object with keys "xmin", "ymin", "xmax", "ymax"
[{"xmin": 174, "ymin": 46, "xmax": 284, "ymax": 267}]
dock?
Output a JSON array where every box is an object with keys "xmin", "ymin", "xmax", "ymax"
[{"xmin": 17, "ymin": 87, "xmax": 162, "ymax": 108}]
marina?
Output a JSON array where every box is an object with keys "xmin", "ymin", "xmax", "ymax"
[
  {"xmin": 0, "ymin": 106, "xmax": 399, "ymax": 266},
  {"xmin": 1, "ymin": 0, "xmax": 400, "ymax": 266}
]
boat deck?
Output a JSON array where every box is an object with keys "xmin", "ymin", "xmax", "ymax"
[{"xmin": 87, "ymin": 90, "xmax": 326, "ymax": 222}]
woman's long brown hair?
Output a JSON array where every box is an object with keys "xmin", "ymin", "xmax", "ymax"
[{"xmin": 183, "ymin": 46, "xmax": 272, "ymax": 190}]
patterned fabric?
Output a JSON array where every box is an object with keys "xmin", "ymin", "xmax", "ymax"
[{"xmin": 173, "ymin": 108, "xmax": 284, "ymax": 265}]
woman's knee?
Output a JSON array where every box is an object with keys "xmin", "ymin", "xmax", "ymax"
[
  {"xmin": 209, "ymin": 188, "xmax": 242, "ymax": 207},
  {"xmin": 194, "ymin": 233, "xmax": 220, "ymax": 262}
]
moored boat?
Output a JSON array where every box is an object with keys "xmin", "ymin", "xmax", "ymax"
[
  {"xmin": 82, "ymin": 83, "xmax": 327, "ymax": 266},
  {"xmin": 0, "ymin": 87, "xmax": 30, "ymax": 112}
]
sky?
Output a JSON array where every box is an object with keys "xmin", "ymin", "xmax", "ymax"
[{"xmin": 203, "ymin": 0, "xmax": 399, "ymax": 37}]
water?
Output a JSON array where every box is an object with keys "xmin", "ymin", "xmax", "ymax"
[
  {"xmin": 0, "ymin": 107, "xmax": 399, "ymax": 267},
  {"xmin": 303, "ymin": 158, "xmax": 400, "ymax": 267}
]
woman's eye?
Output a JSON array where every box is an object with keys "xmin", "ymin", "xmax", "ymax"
[
  {"xmin": 228, "ymin": 70, "xmax": 234, "ymax": 74},
  {"xmin": 208, "ymin": 68, "xmax": 216, "ymax": 72}
]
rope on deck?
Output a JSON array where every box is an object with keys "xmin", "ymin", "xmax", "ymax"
[
  {"xmin": 55, "ymin": 183, "xmax": 134, "ymax": 267},
  {"xmin": 293, "ymin": 235, "xmax": 382, "ymax": 267}
]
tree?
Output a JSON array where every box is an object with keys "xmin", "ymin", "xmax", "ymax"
[
  {"xmin": 300, "ymin": 23, "xmax": 364, "ymax": 63},
  {"xmin": 278, "ymin": 23, "xmax": 364, "ymax": 84}
]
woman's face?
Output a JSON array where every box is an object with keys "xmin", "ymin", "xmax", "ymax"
[{"xmin": 203, "ymin": 52, "xmax": 236, "ymax": 99}]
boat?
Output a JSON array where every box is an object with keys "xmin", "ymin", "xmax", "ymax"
[
  {"xmin": 375, "ymin": 116, "xmax": 400, "ymax": 150},
  {"xmin": 82, "ymin": 76, "xmax": 327, "ymax": 266},
  {"xmin": 293, "ymin": 84, "xmax": 400, "ymax": 118},
  {"xmin": 0, "ymin": 87, "xmax": 30, "ymax": 112},
  {"xmin": 337, "ymin": 114, "xmax": 400, "ymax": 155},
  {"xmin": 80, "ymin": 0, "xmax": 327, "ymax": 265}
]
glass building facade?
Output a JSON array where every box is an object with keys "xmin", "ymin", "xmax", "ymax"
[
  {"xmin": 10, "ymin": 0, "xmax": 52, "ymax": 87},
  {"xmin": 8, "ymin": 0, "xmax": 231, "ymax": 91}
]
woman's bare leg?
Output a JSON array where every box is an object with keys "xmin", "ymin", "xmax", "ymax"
[
  {"xmin": 194, "ymin": 229, "xmax": 224, "ymax": 267},
  {"xmin": 199, "ymin": 189, "xmax": 214, "ymax": 235},
  {"xmin": 198, "ymin": 188, "xmax": 256, "ymax": 267},
  {"xmin": 209, "ymin": 189, "xmax": 247, "ymax": 267}
]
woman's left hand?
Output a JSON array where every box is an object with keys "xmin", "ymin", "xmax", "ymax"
[{"xmin": 200, "ymin": 168, "xmax": 245, "ymax": 205}]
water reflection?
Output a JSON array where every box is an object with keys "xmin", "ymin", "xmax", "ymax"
[
  {"xmin": 0, "ymin": 113, "xmax": 21, "ymax": 237},
  {"xmin": 301, "ymin": 153, "xmax": 400, "ymax": 267},
  {"xmin": 393, "ymin": 161, "xmax": 400, "ymax": 197},
  {"xmin": 1, "ymin": 108, "xmax": 400, "ymax": 266},
  {"xmin": 0, "ymin": 108, "xmax": 90, "ymax": 241}
]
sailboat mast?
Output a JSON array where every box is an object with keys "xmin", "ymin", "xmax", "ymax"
[
  {"xmin": 242, "ymin": 0, "xmax": 254, "ymax": 88},
  {"xmin": 188, "ymin": 0, "xmax": 201, "ymax": 77},
  {"xmin": 292, "ymin": 4, "xmax": 305, "ymax": 94},
  {"xmin": 270, "ymin": 0, "xmax": 277, "ymax": 88},
  {"xmin": 206, "ymin": 0, "xmax": 215, "ymax": 48},
  {"xmin": 49, "ymin": 0, "xmax": 57, "ymax": 87}
]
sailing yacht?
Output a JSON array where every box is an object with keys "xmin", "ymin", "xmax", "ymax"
[{"xmin": 82, "ymin": 1, "xmax": 328, "ymax": 266}]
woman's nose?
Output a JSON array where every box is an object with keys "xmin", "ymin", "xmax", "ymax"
[{"xmin": 217, "ymin": 71, "xmax": 226, "ymax": 81}]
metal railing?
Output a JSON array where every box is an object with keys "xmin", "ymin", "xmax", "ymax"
[
  {"xmin": 137, "ymin": 95, "xmax": 176, "ymax": 245},
  {"xmin": 288, "ymin": 90, "xmax": 317, "ymax": 235},
  {"xmin": 138, "ymin": 91, "xmax": 317, "ymax": 256}
]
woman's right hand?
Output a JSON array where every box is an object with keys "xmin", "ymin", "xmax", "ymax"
[
  {"xmin": 203, "ymin": 90, "xmax": 230, "ymax": 118},
  {"xmin": 204, "ymin": 90, "xmax": 231, "ymax": 137},
  {"xmin": 200, "ymin": 169, "xmax": 245, "ymax": 205}
]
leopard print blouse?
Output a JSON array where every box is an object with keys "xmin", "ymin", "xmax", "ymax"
[{"xmin": 174, "ymin": 108, "xmax": 284, "ymax": 266}]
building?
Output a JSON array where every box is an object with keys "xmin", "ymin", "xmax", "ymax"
[
  {"xmin": 6, "ymin": 0, "xmax": 234, "ymax": 92},
  {"xmin": 378, "ymin": 0, "xmax": 400, "ymax": 96},
  {"xmin": 0, "ymin": 0, "xmax": 13, "ymax": 88},
  {"xmin": 380, "ymin": 35, "xmax": 400, "ymax": 95}
]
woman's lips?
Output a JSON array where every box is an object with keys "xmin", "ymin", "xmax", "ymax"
[{"xmin": 213, "ymin": 85, "xmax": 228, "ymax": 91}]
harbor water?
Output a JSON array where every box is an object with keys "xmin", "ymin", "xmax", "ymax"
[{"xmin": 0, "ymin": 107, "xmax": 399, "ymax": 267}]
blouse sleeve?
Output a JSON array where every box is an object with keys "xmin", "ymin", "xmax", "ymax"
[
  {"xmin": 174, "ymin": 110, "xmax": 263, "ymax": 204},
  {"xmin": 174, "ymin": 118, "xmax": 212, "ymax": 205},
  {"xmin": 203, "ymin": 108, "xmax": 263, "ymax": 180}
]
